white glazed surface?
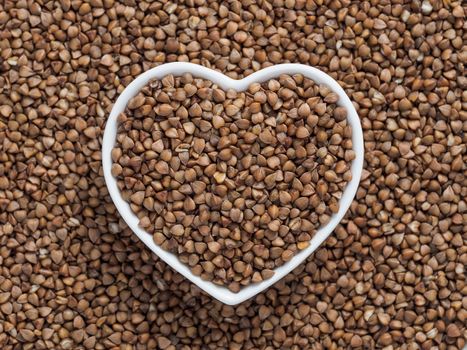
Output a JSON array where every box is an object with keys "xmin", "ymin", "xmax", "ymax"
[{"xmin": 102, "ymin": 62, "xmax": 364, "ymax": 305}]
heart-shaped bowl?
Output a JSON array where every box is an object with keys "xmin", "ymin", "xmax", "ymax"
[{"xmin": 102, "ymin": 62, "xmax": 364, "ymax": 305}]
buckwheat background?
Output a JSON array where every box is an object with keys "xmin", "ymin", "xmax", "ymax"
[{"xmin": 0, "ymin": 0, "xmax": 465, "ymax": 349}]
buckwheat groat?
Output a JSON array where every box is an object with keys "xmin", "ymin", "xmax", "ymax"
[
  {"xmin": 112, "ymin": 73, "xmax": 354, "ymax": 291},
  {"xmin": 0, "ymin": 0, "xmax": 465, "ymax": 348}
]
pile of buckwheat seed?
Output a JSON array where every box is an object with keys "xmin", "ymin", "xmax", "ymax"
[
  {"xmin": 0, "ymin": 0, "xmax": 465, "ymax": 349},
  {"xmin": 112, "ymin": 73, "xmax": 353, "ymax": 291}
]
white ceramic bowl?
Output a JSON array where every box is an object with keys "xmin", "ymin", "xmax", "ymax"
[{"xmin": 102, "ymin": 62, "xmax": 364, "ymax": 305}]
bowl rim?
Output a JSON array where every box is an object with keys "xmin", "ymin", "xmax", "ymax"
[{"xmin": 102, "ymin": 62, "xmax": 364, "ymax": 305}]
